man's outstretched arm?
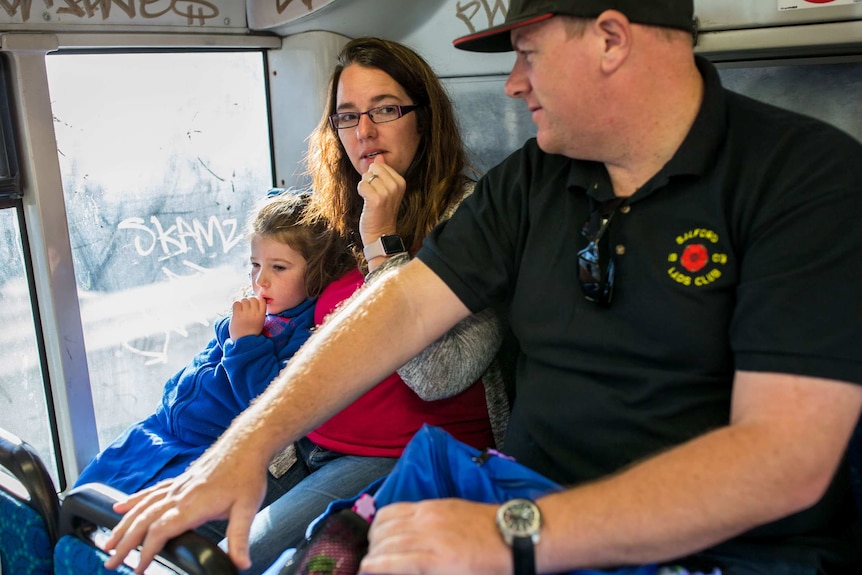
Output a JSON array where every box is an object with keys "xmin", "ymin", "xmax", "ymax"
[{"xmin": 103, "ymin": 259, "xmax": 471, "ymax": 573}]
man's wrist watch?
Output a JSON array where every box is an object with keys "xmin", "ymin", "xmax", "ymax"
[
  {"xmin": 496, "ymin": 498, "xmax": 541, "ymax": 575},
  {"xmin": 363, "ymin": 234, "xmax": 406, "ymax": 260}
]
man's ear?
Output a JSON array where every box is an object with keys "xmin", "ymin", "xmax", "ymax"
[{"xmin": 594, "ymin": 10, "xmax": 632, "ymax": 73}]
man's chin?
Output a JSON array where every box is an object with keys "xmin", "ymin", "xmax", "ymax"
[{"xmin": 535, "ymin": 132, "xmax": 560, "ymax": 156}]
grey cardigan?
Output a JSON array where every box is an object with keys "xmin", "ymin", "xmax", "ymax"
[{"xmin": 364, "ymin": 187, "xmax": 510, "ymax": 449}]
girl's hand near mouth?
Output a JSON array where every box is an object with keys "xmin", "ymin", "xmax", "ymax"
[{"xmin": 229, "ymin": 296, "xmax": 267, "ymax": 340}]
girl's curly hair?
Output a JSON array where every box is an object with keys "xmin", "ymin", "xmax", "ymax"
[{"xmin": 248, "ymin": 191, "xmax": 353, "ymax": 298}]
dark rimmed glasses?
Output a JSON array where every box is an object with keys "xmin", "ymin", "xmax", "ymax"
[
  {"xmin": 578, "ymin": 198, "xmax": 625, "ymax": 306},
  {"xmin": 329, "ymin": 104, "xmax": 421, "ymax": 130}
]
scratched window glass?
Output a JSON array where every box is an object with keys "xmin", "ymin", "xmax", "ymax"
[
  {"xmin": 0, "ymin": 206, "xmax": 54, "ymax": 468},
  {"xmin": 46, "ymin": 52, "xmax": 272, "ymax": 447}
]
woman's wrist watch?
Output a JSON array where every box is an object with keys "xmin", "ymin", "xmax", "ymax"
[
  {"xmin": 496, "ymin": 498, "xmax": 542, "ymax": 575},
  {"xmin": 363, "ymin": 234, "xmax": 406, "ymax": 260}
]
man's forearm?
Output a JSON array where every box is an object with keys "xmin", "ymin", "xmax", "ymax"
[
  {"xmin": 534, "ymin": 373, "xmax": 862, "ymax": 572},
  {"xmin": 218, "ymin": 259, "xmax": 472, "ymax": 466}
]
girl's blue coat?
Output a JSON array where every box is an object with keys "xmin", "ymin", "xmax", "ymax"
[{"xmin": 75, "ymin": 298, "xmax": 316, "ymax": 494}]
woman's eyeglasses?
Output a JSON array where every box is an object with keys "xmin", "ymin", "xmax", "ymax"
[
  {"xmin": 578, "ymin": 198, "xmax": 624, "ymax": 306},
  {"xmin": 329, "ymin": 104, "xmax": 420, "ymax": 130}
]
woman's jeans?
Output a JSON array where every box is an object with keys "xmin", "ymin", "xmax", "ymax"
[{"xmin": 225, "ymin": 436, "xmax": 397, "ymax": 575}]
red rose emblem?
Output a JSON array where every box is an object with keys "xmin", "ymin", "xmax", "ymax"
[{"xmin": 680, "ymin": 244, "xmax": 709, "ymax": 273}]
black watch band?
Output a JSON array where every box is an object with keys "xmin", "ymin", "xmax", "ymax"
[
  {"xmin": 497, "ymin": 498, "xmax": 541, "ymax": 575},
  {"xmin": 512, "ymin": 535, "xmax": 536, "ymax": 575}
]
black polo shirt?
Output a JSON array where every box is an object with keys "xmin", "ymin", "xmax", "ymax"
[{"xmin": 417, "ymin": 57, "xmax": 862, "ymax": 567}]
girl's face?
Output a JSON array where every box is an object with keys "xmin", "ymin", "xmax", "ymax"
[
  {"xmin": 335, "ymin": 64, "xmax": 422, "ymax": 177},
  {"xmin": 249, "ymin": 236, "xmax": 308, "ymax": 315}
]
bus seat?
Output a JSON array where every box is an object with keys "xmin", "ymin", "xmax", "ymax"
[
  {"xmin": 847, "ymin": 417, "xmax": 862, "ymax": 572},
  {"xmin": 54, "ymin": 482, "xmax": 237, "ymax": 575},
  {"xmin": 0, "ymin": 427, "xmax": 60, "ymax": 575},
  {"xmin": 849, "ymin": 418, "xmax": 862, "ymax": 518}
]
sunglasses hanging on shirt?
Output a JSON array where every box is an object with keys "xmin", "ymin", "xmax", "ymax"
[{"xmin": 577, "ymin": 197, "xmax": 625, "ymax": 306}]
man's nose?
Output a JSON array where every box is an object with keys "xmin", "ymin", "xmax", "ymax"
[{"xmin": 505, "ymin": 58, "xmax": 530, "ymax": 99}]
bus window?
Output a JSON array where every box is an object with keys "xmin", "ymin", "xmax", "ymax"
[
  {"xmin": 0, "ymin": 204, "xmax": 57, "ymax": 477},
  {"xmin": 44, "ymin": 51, "xmax": 273, "ymax": 457},
  {"xmin": 0, "ymin": 50, "xmax": 57, "ymax": 483}
]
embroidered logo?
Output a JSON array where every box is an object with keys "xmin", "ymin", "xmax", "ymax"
[{"xmin": 666, "ymin": 228, "xmax": 729, "ymax": 287}]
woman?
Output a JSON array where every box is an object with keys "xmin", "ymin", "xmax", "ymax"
[{"xmin": 236, "ymin": 37, "xmax": 509, "ymax": 575}]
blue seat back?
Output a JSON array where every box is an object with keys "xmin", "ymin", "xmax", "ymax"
[
  {"xmin": 842, "ymin": 416, "xmax": 862, "ymax": 573},
  {"xmin": 0, "ymin": 427, "xmax": 60, "ymax": 575},
  {"xmin": 53, "ymin": 535, "xmax": 136, "ymax": 575},
  {"xmin": 849, "ymin": 419, "xmax": 862, "ymax": 520},
  {"xmin": 55, "ymin": 483, "xmax": 237, "ymax": 575}
]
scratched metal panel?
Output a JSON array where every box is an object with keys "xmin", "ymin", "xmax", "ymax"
[
  {"xmin": 444, "ymin": 76, "xmax": 536, "ymax": 177},
  {"xmin": 440, "ymin": 58, "xmax": 862, "ymax": 181},
  {"xmin": 0, "ymin": 1, "xmax": 247, "ymax": 31},
  {"xmin": 402, "ymin": 0, "xmax": 517, "ymax": 78},
  {"xmin": 695, "ymin": 0, "xmax": 862, "ymax": 31},
  {"xmin": 718, "ymin": 60, "xmax": 862, "ymax": 144},
  {"xmin": 248, "ymin": 0, "xmax": 338, "ymax": 30},
  {"xmin": 248, "ymin": 0, "xmax": 517, "ymax": 77}
]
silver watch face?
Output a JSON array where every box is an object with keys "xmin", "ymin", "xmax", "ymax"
[{"xmin": 497, "ymin": 499, "xmax": 541, "ymax": 540}]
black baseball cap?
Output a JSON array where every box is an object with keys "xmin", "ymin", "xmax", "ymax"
[{"xmin": 454, "ymin": 0, "xmax": 695, "ymax": 52}]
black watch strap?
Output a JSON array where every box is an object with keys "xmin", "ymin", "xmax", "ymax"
[{"xmin": 512, "ymin": 535, "xmax": 536, "ymax": 575}]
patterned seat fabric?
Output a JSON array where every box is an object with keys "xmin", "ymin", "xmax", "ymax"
[
  {"xmin": 0, "ymin": 488, "xmax": 54, "ymax": 575},
  {"xmin": 850, "ymin": 422, "xmax": 862, "ymax": 506},
  {"xmin": 849, "ymin": 421, "xmax": 862, "ymax": 526},
  {"xmin": 0, "ymin": 428, "xmax": 59, "ymax": 575},
  {"xmin": 53, "ymin": 534, "xmax": 135, "ymax": 575},
  {"xmin": 847, "ymin": 419, "xmax": 862, "ymax": 573}
]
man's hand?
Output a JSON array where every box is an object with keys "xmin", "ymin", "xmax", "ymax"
[
  {"xmin": 102, "ymin": 443, "xmax": 269, "ymax": 573},
  {"xmin": 229, "ymin": 296, "xmax": 267, "ymax": 341},
  {"xmin": 361, "ymin": 499, "xmax": 510, "ymax": 575}
]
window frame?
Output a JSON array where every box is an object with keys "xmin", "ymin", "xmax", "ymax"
[{"xmin": 1, "ymin": 32, "xmax": 279, "ymax": 491}]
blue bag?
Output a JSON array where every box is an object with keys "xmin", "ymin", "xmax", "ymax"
[
  {"xmin": 275, "ymin": 425, "xmax": 658, "ymax": 575},
  {"xmin": 372, "ymin": 423, "xmax": 563, "ymax": 506}
]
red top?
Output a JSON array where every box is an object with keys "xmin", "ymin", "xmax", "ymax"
[{"xmin": 307, "ymin": 268, "xmax": 495, "ymax": 456}]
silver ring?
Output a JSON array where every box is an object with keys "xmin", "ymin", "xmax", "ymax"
[{"xmin": 366, "ymin": 173, "xmax": 378, "ymax": 184}]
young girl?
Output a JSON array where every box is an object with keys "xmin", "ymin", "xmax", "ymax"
[{"xmin": 74, "ymin": 192, "xmax": 352, "ymax": 528}]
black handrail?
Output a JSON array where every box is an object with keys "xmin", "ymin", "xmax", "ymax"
[{"xmin": 59, "ymin": 482, "xmax": 238, "ymax": 575}]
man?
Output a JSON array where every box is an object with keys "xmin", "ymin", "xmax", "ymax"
[{"xmin": 105, "ymin": 1, "xmax": 862, "ymax": 574}]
